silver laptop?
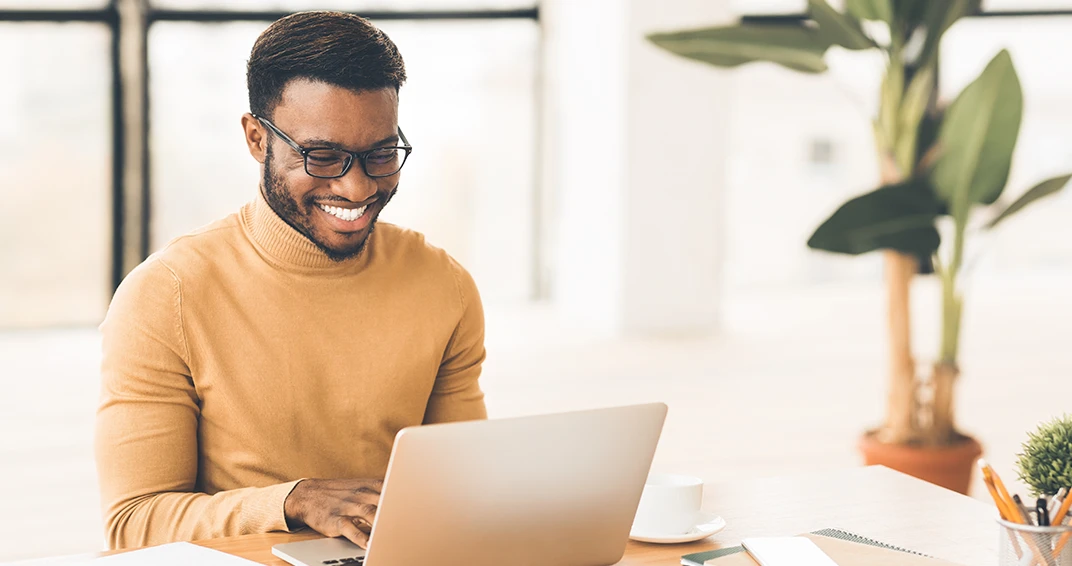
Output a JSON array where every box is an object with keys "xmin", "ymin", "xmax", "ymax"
[{"xmin": 272, "ymin": 402, "xmax": 668, "ymax": 566}]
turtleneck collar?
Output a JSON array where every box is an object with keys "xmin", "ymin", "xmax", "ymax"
[{"xmin": 241, "ymin": 188, "xmax": 373, "ymax": 273}]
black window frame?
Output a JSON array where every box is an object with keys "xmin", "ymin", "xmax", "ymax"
[{"xmin": 0, "ymin": 1, "xmax": 540, "ymax": 293}]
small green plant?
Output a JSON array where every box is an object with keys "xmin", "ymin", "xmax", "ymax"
[{"xmin": 1016, "ymin": 415, "xmax": 1072, "ymax": 497}]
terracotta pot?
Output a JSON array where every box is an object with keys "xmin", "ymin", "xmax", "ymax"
[{"xmin": 857, "ymin": 432, "xmax": 983, "ymax": 494}]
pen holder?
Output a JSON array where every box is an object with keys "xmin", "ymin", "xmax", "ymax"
[{"xmin": 998, "ymin": 519, "xmax": 1072, "ymax": 566}]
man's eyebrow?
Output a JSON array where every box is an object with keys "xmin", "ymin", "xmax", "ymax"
[{"xmin": 299, "ymin": 134, "xmax": 401, "ymax": 152}]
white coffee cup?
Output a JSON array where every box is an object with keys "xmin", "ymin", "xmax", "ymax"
[{"xmin": 631, "ymin": 473, "xmax": 704, "ymax": 536}]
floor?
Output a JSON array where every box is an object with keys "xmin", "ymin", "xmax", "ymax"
[{"xmin": 2, "ymin": 277, "xmax": 1071, "ymax": 562}]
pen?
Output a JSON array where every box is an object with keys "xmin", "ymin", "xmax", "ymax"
[
  {"xmin": 1037, "ymin": 498, "xmax": 1050, "ymax": 527},
  {"xmin": 1049, "ymin": 488, "xmax": 1067, "ymax": 517}
]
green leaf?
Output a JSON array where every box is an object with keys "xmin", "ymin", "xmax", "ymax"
[
  {"xmin": 894, "ymin": 67, "xmax": 934, "ymax": 175},
  {"xmin": 808, "ymin": 0, "xmax": 877, "ymax": 51},
  {"xmin": 846, "ymin": 0, "xmax": 892, "ymax": 24},
  {"xmin": 647, "ymin": 24, "xmax": 830, "ymax": 74},
  {"xmin": 929, "ymin": 49, "xmax": 1022, "ymax": 219},
  {"xmin": 986, "ymin": 174, "xmax": 1072, "ymax": 230},
  {"xmin": 808, "ymin": 179, "xmax": 943, "ymax": 258},
  {"xmin": 919, "ymin": 0, "xmax": 981, "ymax": 67},
  {"xmin": 878, "ymin": 61, "xmax": 904, "ymax": 157}
]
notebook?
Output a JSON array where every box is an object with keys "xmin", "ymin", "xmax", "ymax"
[{"xmin": 681, "ymin": 528, "xmax": 964, "ymax": 566}]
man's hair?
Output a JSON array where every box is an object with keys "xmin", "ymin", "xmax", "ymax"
[{"xmin": 247, "ymin": 11, "xmax": 407, "ymax": 118}]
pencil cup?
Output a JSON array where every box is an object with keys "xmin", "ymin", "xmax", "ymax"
[{"xmin": 998, "ymin": 519, "xmax": 1072, "ymax": 566}]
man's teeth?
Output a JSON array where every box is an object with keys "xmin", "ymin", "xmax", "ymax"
[{"xmin": 319, "ymin": 204, "xmax": 368, "ymax": 222}]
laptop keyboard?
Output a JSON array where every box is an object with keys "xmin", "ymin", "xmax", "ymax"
[{"xmin": 320, "ymin": 557, "xmax": 364, "ymax": 564}]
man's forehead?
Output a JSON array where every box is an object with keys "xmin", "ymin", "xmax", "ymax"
[{"xmin": 273, "ymin": 79, "xmax": 398, "ymax": 146}]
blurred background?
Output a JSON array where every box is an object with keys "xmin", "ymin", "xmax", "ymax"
[{"xmin": 2, "ymin": 0, "xmax": 1072, "ymax": 560}]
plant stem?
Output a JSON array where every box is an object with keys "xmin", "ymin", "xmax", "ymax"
[
  {"xmin": 932, "ymin": 217, "xmax": 967, "ymax": 444},
  {"xmin": 940, "ymin": 216, "xmax": 967, "ymax": 364},
  {"xmin": 883, "ymin": 250, "xmax": 919, "ymax": 444}
]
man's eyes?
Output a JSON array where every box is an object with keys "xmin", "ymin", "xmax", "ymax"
[
  {"xmin": 307, "ymin": 151, "xmax": 346, "ymax": 164},
  {"xmin": 366, "ymin": 149, "xmax": 399, "ymax": 164}
]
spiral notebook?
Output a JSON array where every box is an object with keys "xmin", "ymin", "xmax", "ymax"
[{"xmin": 681, "ymin": 528, "xmax": 963, "ymax": 566}]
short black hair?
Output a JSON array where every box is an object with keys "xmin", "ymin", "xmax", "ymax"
[{"xmin": 247, "ymin": 11, "xmax": 407, "ymax": 118}]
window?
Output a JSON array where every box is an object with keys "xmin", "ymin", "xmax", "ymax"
[
  {"xmin": 152, "ymin": 0, "xmax": 533, "ymax": 7},
  {"xmin": 0, "ymin": 2, "xmax": 540, "ymax": 329},
  {"xmin": 0, "ymin": 23, "xmax": 112, "ymax": 327},
  {"xmin": 0, "ymin": 0, "xmax": 107, "ymax": 6}
]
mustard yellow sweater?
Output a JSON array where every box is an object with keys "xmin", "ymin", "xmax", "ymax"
[{"xmin": 95, "ymin": 191, "xmax": 487, "ymax": 549}]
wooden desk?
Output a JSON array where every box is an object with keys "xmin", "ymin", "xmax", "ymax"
[
  {"xmin": 34, "ymin": 466, "xmax": 995, "ymax": 565},
  {"xmin": 186, "ymin": 466, "xmax": 997, "ymax": 565}
]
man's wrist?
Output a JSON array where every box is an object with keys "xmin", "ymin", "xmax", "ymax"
[{"xmin": 284, "ymin": 479, "xmax": 308, "ymax": 530}]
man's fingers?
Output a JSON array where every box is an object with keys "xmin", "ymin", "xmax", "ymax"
[
  {"xmin": 337, "ymin": 517, "xmax": 371, "ymax": 549},
  {"xmin": 341, "ymin": 501, "xmax": 379, "ymax": 523}
]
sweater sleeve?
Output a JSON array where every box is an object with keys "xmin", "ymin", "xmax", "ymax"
[
  {"xmin": 423, "ymin": 259, "xmax": 488, "ymax": 424},
  {"xmin": 95, "ymin": 258, "xmax": 300, "ymax": 550}
]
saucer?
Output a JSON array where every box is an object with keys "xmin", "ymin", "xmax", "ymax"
[{"xmin": 629, "ymin": 512, "xmax": 727, "ymax": 544}]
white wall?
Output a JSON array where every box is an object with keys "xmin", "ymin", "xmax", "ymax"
[
  {"xmin": 541, "ymin": 0, "xmax": 629, "ymax": 336},
  {"xmin": 543, "ymin": 0, "xmax": 732, "ymax": 338}
]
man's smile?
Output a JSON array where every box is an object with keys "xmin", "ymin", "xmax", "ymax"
[{"xmin": 314, "ymin": 199, "xmax": 377, "ymax": 233}]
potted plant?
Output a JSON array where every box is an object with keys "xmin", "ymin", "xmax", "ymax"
[
  {"xmin": 1017, "ymin": 415, "xmax": 1072, "ymax": 498},
  {"xmin": 647, "ymin": 0, "xmax": 1072, "ymax": 494}
]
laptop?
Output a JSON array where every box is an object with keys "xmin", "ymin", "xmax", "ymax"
[{"xmin": 272, "ymin": 402, "xmax": 668, "ymax": 566}]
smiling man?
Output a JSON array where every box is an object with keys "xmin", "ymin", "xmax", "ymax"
[{"xmin": 95, "ymin": 12, "xmax": 487, "ymax": 550}]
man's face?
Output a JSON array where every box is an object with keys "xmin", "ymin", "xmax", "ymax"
[{"xmin": 246, "ymin": 80, "xmax": 401, "ymax": 261}]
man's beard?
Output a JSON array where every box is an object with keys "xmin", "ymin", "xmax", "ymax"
[{"xmin": 261, "ymin": 140, "xmax": 394, "ymax": 262}]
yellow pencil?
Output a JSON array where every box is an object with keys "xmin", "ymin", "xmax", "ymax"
[
  {"xmin": 980, "ymin": 461, "xmax": 1018, "ymax": 521},
  {"xmin": 1055, "ymin": 532, "xmax": 1071, "ymax": 555},
  {"xmin": 1052, "ymin": 487, "xmax": 1072, "ymax": 555},
  {"xmin": 987, "ymin": 463, "xmax": 1020, "ymax": 520},
  {"xmin": 1053, "ymin": 489, "xmax": 1072, "ymax": 526}
]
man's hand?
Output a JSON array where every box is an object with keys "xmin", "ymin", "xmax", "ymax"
[{"xmin": 284, "ymin": 478, "xmax": 384, "ymax": 548}]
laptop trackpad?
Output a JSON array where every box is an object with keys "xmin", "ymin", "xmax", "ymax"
[{"xmin": 272, "ymin": 537, "xmax": 367, "ymax": 566}]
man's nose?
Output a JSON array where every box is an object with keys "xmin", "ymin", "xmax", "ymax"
[{"xmin": 330, "ymin": 160, "xmax": 377, "ymax": 203}]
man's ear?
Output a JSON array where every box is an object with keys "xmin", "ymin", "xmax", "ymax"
[{"xmin": 241, "ymin": 113, "xmax": 267, "ymax": 163}]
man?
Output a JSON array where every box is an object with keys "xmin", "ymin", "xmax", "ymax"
[{"xmin": 95, "ymin": 11, "xmax": 487, "ymax": 551}]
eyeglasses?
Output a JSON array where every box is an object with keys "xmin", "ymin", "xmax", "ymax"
[{"xmin": 254, "ymin": 115, "xmax": 413, "ymax": 179}]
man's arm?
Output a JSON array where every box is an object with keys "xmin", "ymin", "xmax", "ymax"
[
  {"xmin": 423, "ymin": 259, "xmax": 488, "ymax": 424},
  {"xmin": 95, "ymin": 259, "xmax": 300, "ymax": 549}
]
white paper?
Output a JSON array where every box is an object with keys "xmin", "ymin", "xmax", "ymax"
[{"xmin": 88, "ymin": 542, "xmax": 261, "ymax": 565}]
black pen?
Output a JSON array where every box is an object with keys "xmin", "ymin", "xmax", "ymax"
[{"xmin": 1038, "ymin": 498, "xmax": 1051, "ymax": 526}]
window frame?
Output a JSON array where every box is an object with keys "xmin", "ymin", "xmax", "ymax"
[{"xmin": 0, "ymin": 0, "xmax": 540, "ymax": 295}]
